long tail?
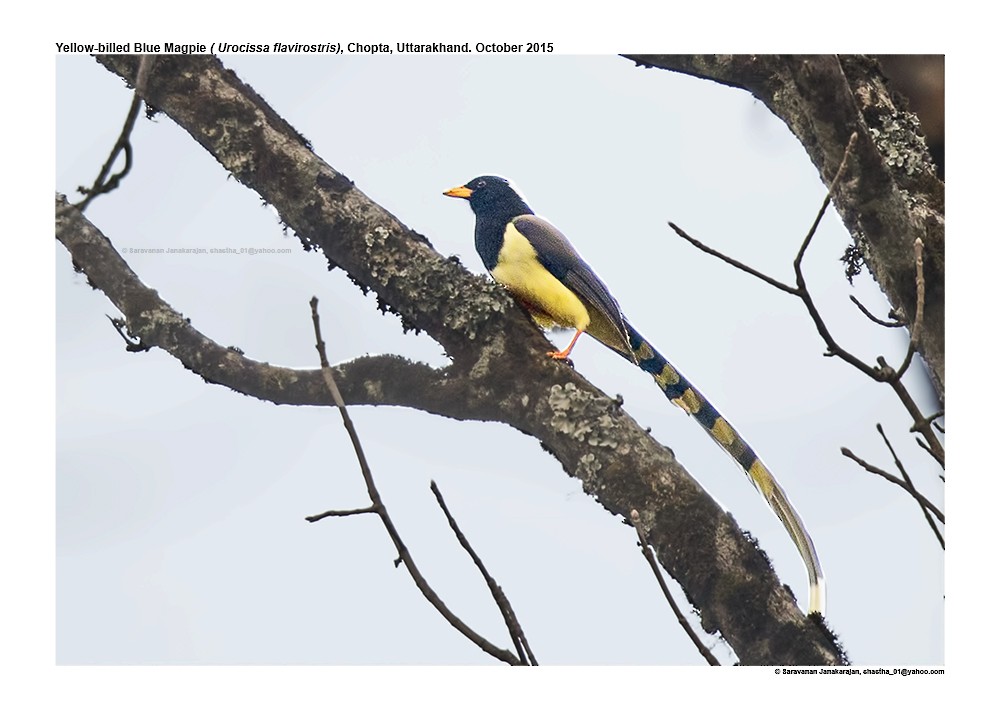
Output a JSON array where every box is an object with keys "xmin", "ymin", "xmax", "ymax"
[{"xmin": 624, "ymin": 322, "xmax": 826, "ymax": 616}]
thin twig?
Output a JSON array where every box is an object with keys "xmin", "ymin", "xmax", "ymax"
[
  {"xmin": 77, "ymin": 57, "xmax": 156, "ymax": 212},
  {"xmin": 876, "ymin": 424, "xmax": 944, "ymax": 549},
  {"xmin": 306, "ymin": 297, "xmax": 521, "ymax": 665},
  {"xmin": 675, "ymin": 133, "xmax": 878, "ymax": 380},
  {"xmin": 849, "ymin": 295, "xmax": 904, "ymax": 327},
  {"xmin": 430, "ymin": 480, "xmax": 537, "ymax": 665},
  {"xmin": 76, "ymin": 67, "xmax": 152, "ymax": 212},
  {"xmin": 630, "ymin": 510, "xmax": 720, "ymax": 665},
  {"xmin": 915, "ymin": 436, "xmax": 937, "ymax": 461},
  {"xmin": 841, "ymin": 448, "xmax": 944, "ymax": 524},
  {"xmin": 305, "ymin": 507, "xmax": 377, "ymax": 522},
  {"xmin": 672, "ymin": 132, "xmax": 944, "ymax": 470},
  {"xmin": 794, "ymin": 132, "xmax": 858, "ymax": 270},
  {"xmin": 790, "ymin": 134, "xmax": 887, "ymax": 381},
  {"xmin": 668, "ymin": 222, "xmax": 798, "ymax": 296}
]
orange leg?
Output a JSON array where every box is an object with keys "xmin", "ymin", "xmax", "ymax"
[{"xmin": 547, "ymin": 328, "xmax": 585, "ymax": 361}]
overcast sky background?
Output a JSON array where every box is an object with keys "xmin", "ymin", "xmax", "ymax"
[{"xmin": 55, "ymin": 54, "xmax": 944, "ymax": 667}]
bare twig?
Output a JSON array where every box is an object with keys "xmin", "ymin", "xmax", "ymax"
[
  {"xmin": 687, "ymin": 135, "xmax": 949, "ymax": 556},
  {"xmin": 76, "ymin": 57, "xmax": 156, "ymax": 212},
  {"xmin": 794, "ymin": 132, "xmax": 858, "ymax": 269},
  {"xmin": 305, "ymin": 507, "xmax": 377, "ymax": 521},
  {"xmin": 630, "ymin": 510, "xmax": 720, "ymax": 665},
  {"xmin": 430, "ymin": 480, "xmax": 537, "ymax": 665},
  {"xmin": 849, "ymin": 295, "xmax": 904, "ymax": 327},
  {"xmin": 841, "ymin": 448, "xmax": 944, "ymax": 525},
  {"xmin": 670, "ymin": 134, "xmax": 944, "ymax": 469},
  {"xmin": 915, "ymin": 437, "xmax": 937, "ymax": 461},
  {"xmin": 668, "ymin": 222, "xmax": 798, "ymax": 296},
  {"xmin": 789, "ymin": 134, "xmax": 890, "ymax": 382},
  {"xmin": 76, "ymin": 108, "xmax": 136, "ymax": 210},
  {"xmin": 876, "ymin": 424, "xmax": 944, "ymax": 549},
  {"xmin": 671, "ymin": 134, "xmax": 874, "ymax": 380},
  {"xmin": 306, "ymin": 297, "xmax": 521, "ymax": 665}
]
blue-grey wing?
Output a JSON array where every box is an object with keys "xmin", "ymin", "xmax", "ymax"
[{"xmin": 512, "ymin": 215, "xmax": 632, "ymax": 356}]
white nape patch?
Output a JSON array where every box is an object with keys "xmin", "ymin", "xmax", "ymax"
[{"xmin": 504, "ymin": 178, "xmax": 529, "ymax": 202}]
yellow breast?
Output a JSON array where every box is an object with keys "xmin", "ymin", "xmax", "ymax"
[{"xmin": 490, "ymin": 224, "xmax": 591, "ymax": 332}]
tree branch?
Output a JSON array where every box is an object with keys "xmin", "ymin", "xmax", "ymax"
[
  {"xmin": 624, "ymin": 54, "xmax": 944, "ymax": 403},
  {"xmin": 56, "ymin": 194, "xmax": 474, "ymax": 413},
  {"xmin": 667, "ymin": 137, "xmax": 943, "ymax": 467},
  {"xmin": 65, "ymin": 55, "xmax": 847, "ymax": 665},
  {"xmin": 307, "ymin": 297, "xmax": 522, "ymax": 665}
]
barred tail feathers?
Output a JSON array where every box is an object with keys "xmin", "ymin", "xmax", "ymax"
[{"xmin": 626, "ymin": 323, "xmax": 826, "ymax": 616}]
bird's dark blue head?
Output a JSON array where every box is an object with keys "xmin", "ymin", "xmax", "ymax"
[
  {"xmin": 443, "ymin": 175, "xmax": 534, "ymax": 219},
  {"xmin": 444, "ymin": 176, "xmax": 538, "ymax": 268}
]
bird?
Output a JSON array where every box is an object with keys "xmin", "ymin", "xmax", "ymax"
[{"xmin": 444, "ymin": 174, "xmax": 826, "ymax": 616}]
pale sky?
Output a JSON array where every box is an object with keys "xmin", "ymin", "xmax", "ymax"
[{"xmin": 56, "ymin": 53, "xmax": 944, "ymax": 667}]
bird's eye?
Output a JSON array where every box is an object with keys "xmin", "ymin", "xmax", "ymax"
[{"xmin": 476, "ymin": 180, "xmax": 486, "ymax": 188}]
